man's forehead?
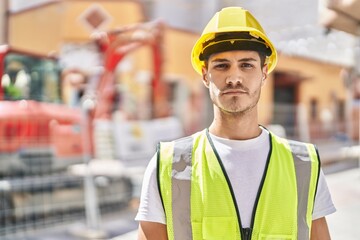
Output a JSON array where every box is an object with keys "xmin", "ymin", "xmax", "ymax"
[{"xmin": 209, "ymin": 50, "xmax": 260, "ymax": 61}]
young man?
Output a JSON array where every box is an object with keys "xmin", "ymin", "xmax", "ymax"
[{"xmin": 136, "ymin": 7, "xmax": 336, "ymax": 240}]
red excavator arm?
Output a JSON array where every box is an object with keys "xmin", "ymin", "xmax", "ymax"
[{"xmin": 91, "ymin": 20, "xmax": 166, "ymax": 120}]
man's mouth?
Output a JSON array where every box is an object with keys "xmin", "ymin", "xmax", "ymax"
[{"xmin": 221, "ymin": 89, "xmax": 248, "ymax": 95}]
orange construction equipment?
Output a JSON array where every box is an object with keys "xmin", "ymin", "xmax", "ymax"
[
  {"xmin": 0, "ymin": 20, "xmax": 166, "ymax": 175},
  {"xmin": 0, "ymin": 20, "xmax": 166, "ymax": 226}
]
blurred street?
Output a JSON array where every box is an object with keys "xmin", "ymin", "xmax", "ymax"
[
  {"xmin": 326, "ymin": 167, "xmax": 360, "ymax": 239},
  {"xmin": 5, "ymin": 153, "xmax": 358, "ymax": 240}
]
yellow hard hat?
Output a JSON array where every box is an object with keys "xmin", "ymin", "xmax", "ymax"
[{"xmin": 191, "ymin": 7, "xmax": 277, "ymax": 75}]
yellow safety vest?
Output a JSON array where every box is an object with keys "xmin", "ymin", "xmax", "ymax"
[{"xmin": 157, "ymin": 129, "xmax": 320, "ymax": 240}]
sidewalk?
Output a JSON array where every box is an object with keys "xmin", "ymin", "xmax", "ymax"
[
  {"xmin": 326, "ymin": 167, "xmax": 360, "ymax": 240},
  {"xmin": 113, "ymin": 166, "xmax": 360, "ymax": 240},
  {"xmin": 112, "ymin": 231, "xmax": 138, "ymax": 240}
]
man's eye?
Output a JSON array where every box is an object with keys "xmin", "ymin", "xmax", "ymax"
[
  {"xmin": 213, "ymin": 64, "xmax": 229, "ymax": 69},
  {"xmin": 241, "ymin": 63, "xmax": 254, "ymax": 68}
]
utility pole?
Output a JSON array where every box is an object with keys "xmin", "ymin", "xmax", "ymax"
[
  {"xmin": 354, "ymin": 39, "xmax": 360, "ymax": 166},
  {"xmin": 0, "ymin": 0, "xmax": 9, "ymax": 44}
]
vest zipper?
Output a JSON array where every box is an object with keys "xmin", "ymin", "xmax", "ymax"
[{"xmin": 243, "ymin": 227, "xmax": 253, "ymax": 240}]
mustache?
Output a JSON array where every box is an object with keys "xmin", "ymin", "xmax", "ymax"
[{"xmin": 220, "ymin": 85, "xmax": 249, "ymax": 93}]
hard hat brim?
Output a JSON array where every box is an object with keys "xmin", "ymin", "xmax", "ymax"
[{"xmin": 199, "ymin": 32, "xmax": 272, "ymax": 61}]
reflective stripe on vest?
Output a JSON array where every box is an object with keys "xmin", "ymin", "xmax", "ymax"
[{"xmin": 157, "ymin": 129, "xmax": 320, "ymax": 240}]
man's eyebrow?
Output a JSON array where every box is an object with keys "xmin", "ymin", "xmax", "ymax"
[
  {"xmin": 210, "ymin": 58, "xmax": 229, "ymax": 63},
  {"xmin": 238, "ymin": 57, "xmax": 258, "ymax": 62}
]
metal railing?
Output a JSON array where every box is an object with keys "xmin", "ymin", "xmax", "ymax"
[{"xmin": 0, "ymin": 115, "xmax": 133, "ymax": 238}]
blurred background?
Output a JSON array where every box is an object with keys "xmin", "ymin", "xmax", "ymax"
[{"xmin": 0, "ymin": 0, "xmax": 359, "ymax": 239}]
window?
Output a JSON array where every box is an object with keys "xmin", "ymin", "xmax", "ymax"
[
  {"xmin": 1, "ymin": 53, "xmax": 61, "ymax": 103},
  {"xmin": 310, "ymin": 98, "xmax": 318, "ymax": 120}
]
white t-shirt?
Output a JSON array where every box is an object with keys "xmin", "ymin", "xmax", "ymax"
[{"xmin": 135, "ymin": 129, "xmax": 336, "ymax": 227}]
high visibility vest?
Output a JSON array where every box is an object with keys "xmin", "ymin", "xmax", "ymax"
[{"xmin": 157, "ymin": 129, "xmax": 320, "ymax": 240}]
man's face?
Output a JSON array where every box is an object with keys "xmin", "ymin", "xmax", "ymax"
[{"xmin": 202, "ymin": 50, "xmax": 268, "ymax": 115}]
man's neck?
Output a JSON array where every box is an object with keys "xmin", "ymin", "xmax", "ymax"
[{"xmin": 208, "ymin": 108, "xmax": 261, "ymax": 140}]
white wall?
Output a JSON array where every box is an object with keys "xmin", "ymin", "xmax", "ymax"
[{"xmin": 9, "ymin": 0, "xmax": 54, "ymax": 12}]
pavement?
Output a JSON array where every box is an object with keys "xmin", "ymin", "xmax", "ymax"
[{"xmin": 326, "ymin": 167, "xmax": 360, "ymax": 240}]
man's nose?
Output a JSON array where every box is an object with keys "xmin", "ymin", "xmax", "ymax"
[{"xmin": 225, "ymin": 69, "xmax": 243, "ymax": 86}]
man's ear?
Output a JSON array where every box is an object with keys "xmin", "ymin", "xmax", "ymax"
[
  {"xmin": 202, "ymin": 67, "xmax": 210, "ymax": 88},
  {"xmin": 261, "ymin": 65, "xmax": 268, "ymax": 86}
]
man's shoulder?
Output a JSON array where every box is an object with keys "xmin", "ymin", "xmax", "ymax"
[
  {"xmin": 269, "ymin": 130, "xmax": 315, "ymax": 147},
  {"xmin": 265, "ymin": 126, "xmax": 316, "ymax": 147},
  {"xmin": 159, "ymin": 129, "xmax": 206, "ymax": 144},
  {"xmin": 157, "ymin": 129, "xmax": 207, "ymax": 155},
  {"xmin": 269, "ymin": 131, "xmax": 320, "ymax": 164}
]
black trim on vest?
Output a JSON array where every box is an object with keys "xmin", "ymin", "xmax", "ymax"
[
  {"xmin": 156, "ymin": 143, "xmax": 166, "ymax": 213},
  {"xmin": 250, "ymin": 132, "xmax": 273, "ymax": 232},
  {"xmin": 313, "ymin": 145, "xmax": 322, "ymax": 212}
]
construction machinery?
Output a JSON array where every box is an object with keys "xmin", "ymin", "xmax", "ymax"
[{"xmin": 0, "ymin": 20, "xmax": 171, "ymax": 230}]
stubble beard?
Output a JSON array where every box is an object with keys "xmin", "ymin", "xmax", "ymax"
[{"xmin": 211, "ymin": 88, "xmax": 262, "ymax": 117}]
